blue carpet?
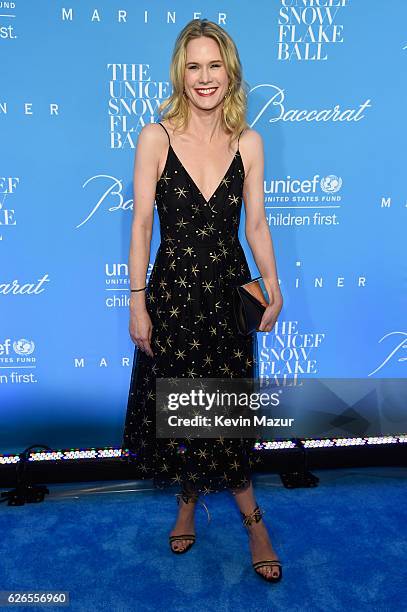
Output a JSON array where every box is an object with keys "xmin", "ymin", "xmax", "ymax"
[{"xmin": 1, "ymin": 466, "xmax": 406, "ymax": 611}]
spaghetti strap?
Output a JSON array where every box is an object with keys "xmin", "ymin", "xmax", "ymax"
[
  {"xmin": 158, "ymin": 121, "xmax": 170, "ymax": 144},
  {"xmin": 237, "ymin": 128, "xmax": 245, "ymax": 152}
]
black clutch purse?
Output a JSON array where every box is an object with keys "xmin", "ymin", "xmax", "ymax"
[{"xmin": 233, "ymin": 276, "xmax": 269, "ymax": 336}]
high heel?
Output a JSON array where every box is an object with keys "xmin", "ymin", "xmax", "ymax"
[
  {"xmin": 240, "ymin": 504, "xmax": 282, "ymax": 583},
  {"xmin": 169, "ymin": 489, "xmax": 211, "ymax": 554}
]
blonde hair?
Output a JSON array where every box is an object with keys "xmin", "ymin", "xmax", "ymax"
[{"xmin": 157, "ymin": 18, "xmax": 249, "ymax": 144}]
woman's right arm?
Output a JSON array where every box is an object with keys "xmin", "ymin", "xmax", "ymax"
[{"xmin": 128, "ymin": 124, "xmax": 163, "ymax": 357}]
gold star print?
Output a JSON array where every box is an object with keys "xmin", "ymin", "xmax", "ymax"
[
  {"xmin": 202, "ymin": 485, "xmax": 213, "ymax": 495},
  {"xmin": 187, "ymin": 367, "xmax": 197, "ymax": 377},
  {"xmin": 196, "ymin": 312, "xmax": 207, "ymax": 323},
  {"xmin": 169, "ymin": 260, "xmax": 176, "ymax": 271},
  {"xmin": 197, "ymin": 227, "xmax": 210, "ymax": 238},
  {"xmin": 160, "ymin": 172, "xmax": 171, "ymax": 185},
  {"xmin": 197, "ymin": 448, "xmax": 208, "ymax": 459},
  {"xmin": 214, "ymin": 301, "xmax": 221, "ymax": 310},
  {"xmin": 188, "ymin": 472, "xmax": 199, "ymax": 482},
  {"xmin": 167, "ymin": 439, "xmax": 178, "ymax": 449},
  {"xmin": 159, "ymin": 279, "xmax": 168, "ymax": 289},
  {"xmin": 206, "ymin": 222, "xmax": 215, "ymax": 234},
  {"xmin": 165, "ymin": 236, "xmax": 176, "ymax": 244},
  {"xmin": 189, "ymin": 339, "xmax": 201, "ymax": 350},
  {"xmin": 147, "ymin": 390, "xmax": 155, "ymax": 401},
  {"xmin": 209, "ymin": 459, "xmax": 218, "ymax": 470},
  {"xmin": 171, "ymin": 474, "xmax": 182, "ymax": 484},
  {"xmin": 176, "ymin": 217, "xmax": 189, "ymax": 230},
  {"xmin": 186, "ymin": 291, "xmax": 194, "ymax": 302},
  {"xmin": 233, "ymin": 348, "xmax": 244, "ymax": 359},
  {"xmin": 221, "ymin": 176, "xmax": 231, "ymax": 188},
  {"xmin": 220, "ymin": 364, "xmax": 231, "ymax": 375},
  {"xmin": 216, "ymin": 436, "xmax": 225, "ymax": 445},
  {"xmin": 224, "ymin": 446, "xmax": 233, "ymax": 456},
  {"xmin": 203, "ymin": 280, "xmax": 214, "ymax": 293},
  {"xmin": 164, "ymin": 290, "xmax": 171, "ymax": 301},
  {"xmin": 147, "ymin": 292, "xmax": 155, "ymax": 303},
  {"xmin": 142, "ymin": 415, "xmax": 152, "ymax": 426},
  {"xmin": 175, "ymin": 349, "xmax": 186, "ymax": 359},
  {"xmin": 191, "ymin": 203, "xmax": 200, "ymax": 214},
  {"xmin": 140, "ymin": 463, "xmax": 149, "ymax": 473},
  {"xmin": 182, "ymin": 246, "xmax": 194, "ymax": 256},
  {"xmin": 175, "ymin": 275, "xmax": 188, "ymax": 288},
  {"xmin": 226, "ymin": 266, "xmax": 236, "ymax": 278},
  {"xmin": 209, "ymin": 252, "xmax": 221, "ymax": 263},
  {"xmin": 160, "ymin": 462, "xmax": 169, "ymax": 472},
  {"xmin": 174, "ymin": 186, "xmax": 188, "ymax": 199},
  {"xmin": 220, "ymin": 246, "xmax": 229, "ymax": 257},
  {"xmin": 191, "ymin": 264, "xmax": 199, "ymax": 276},
  {"xmin": 228, "ymin": 194, "xmax": 240, "ymax": 205},
  {"xmin": 220, "ymin": 472, "xmax": 229, "ymax": 483},
  {"xmin": 230, "ymin": 459, "xmax": 240, "ymax": 471},
  {"xmin": 245, "ymin": 357, "xmax": 253, "ymax": 368},
  {"xmin": 209, "ymin": 326, "xmax": 217, "ymax": 335},
  {"xmin": 169, "ymin": 306, "xmax": 180, "ymax": 317},
  {"xmin": 203, "ymin": 354, "xmax": 213, "ymax": 367},
  {"xmin": 165, "ymin": 246, "xmax": 176, "ymax": 256}
]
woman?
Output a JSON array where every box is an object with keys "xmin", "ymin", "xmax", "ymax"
[{"xmin": 122, "ymin": 18, "xmax": 283, "ymax": 582}]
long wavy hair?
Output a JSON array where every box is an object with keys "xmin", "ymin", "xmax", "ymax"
[{"xmin": 157, "ymin": 18, "xmax": 249, "ymax": 145}]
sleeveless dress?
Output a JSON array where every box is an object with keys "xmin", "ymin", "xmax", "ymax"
[{"xmin": 121, "ymin": 121, "xmax": 263, "ymax": 496}]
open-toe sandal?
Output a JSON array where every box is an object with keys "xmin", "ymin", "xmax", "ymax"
[
  {"xmin": 240, "ymin": 504, "xmax": 282, "ymax": 583},
  {"xmin": 169, "ymin": 490, "xmax": 210, "ymax": 554}
]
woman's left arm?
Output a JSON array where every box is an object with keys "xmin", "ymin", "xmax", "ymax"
[{"xmin": 241, "ymin": 129, "xmax": 283, "ymax": 332}]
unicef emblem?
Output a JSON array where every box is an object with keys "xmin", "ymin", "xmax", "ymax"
[
  {"xmin": 320, "ymin": 175, "xmax": 342, "ymax": 194},
  {"xmin": 13, "ymin": 339, "xmax": 35, "ymax": 355}
]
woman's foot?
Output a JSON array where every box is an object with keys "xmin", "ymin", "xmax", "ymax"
[
  {"xmin": 169, "ymin": 495, "xmax": 196, "ymax": 553},
  {"xmin": 246, "ymin": 519, "xmax": 281, "ymax": 580}
]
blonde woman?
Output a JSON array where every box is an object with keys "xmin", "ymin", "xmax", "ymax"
[{"xmin": 122, "ymin": 18, "xmax": 283, "ymax": 582}]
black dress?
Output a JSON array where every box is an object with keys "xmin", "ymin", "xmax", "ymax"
[{"xmin": 121, "ymin": 121, "xmax": 263, "ymax": 496}]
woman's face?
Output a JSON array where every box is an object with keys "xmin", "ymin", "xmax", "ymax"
[{"xmin": 183, "ymin": 36, "xmax": 229, "ymax": 110}]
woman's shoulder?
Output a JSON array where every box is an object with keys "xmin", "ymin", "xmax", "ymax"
[
  {"xmin": 240, "ymin": 126, "xmax": 263, "ymax": 147},
  {"xmin": 137, "ymin": 122, "xmax": 170, "ymax": 150}
]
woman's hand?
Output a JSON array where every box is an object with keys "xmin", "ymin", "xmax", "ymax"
[
  {"xmin": 129, "ymin": 308, "xmax": 154, "ymax": 357},
  {"xmin": 257, "ymin": 288, "xmax": 283, "ymax": 333}
]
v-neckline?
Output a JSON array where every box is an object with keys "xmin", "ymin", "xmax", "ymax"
[{"xmin": 169, "ymin": 145, "xmax": 238, "ymax": 205}]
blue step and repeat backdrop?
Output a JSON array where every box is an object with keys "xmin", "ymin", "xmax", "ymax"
[{"xmin": 1, "ymin": 1, "xmax": 406, "ymax": 455}]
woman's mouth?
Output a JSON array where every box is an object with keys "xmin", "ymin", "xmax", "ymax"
[{"xmin": 195, "ymin": 87, "xmax": 218, "ymax": 97}]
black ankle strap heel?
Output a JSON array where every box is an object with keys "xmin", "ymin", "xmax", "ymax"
[
  {"xmin": 240, "ymin": 504, "xmax": 283, "ymax": 583},
  {"xmin": 169, "ymin": 489, "xmax": 211, "ymax": 554}
]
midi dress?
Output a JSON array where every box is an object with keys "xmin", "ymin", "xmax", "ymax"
[{"xmin": 121, "ymin": 121, "xmax": 264, "ymax": 496}]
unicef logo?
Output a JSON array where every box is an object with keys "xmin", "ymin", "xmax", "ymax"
[
  {"xmin": 320, "ymin": 175, "xmax": 342, "ymax": 194},
  {"xmin": 13, "ymin": 339, "xmax": 35, "ymax": 355}
]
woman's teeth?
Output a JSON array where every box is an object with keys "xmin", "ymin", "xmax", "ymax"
[{"xmin": 195, "ymin": 88, "xmax": 217, "ymax": 96}]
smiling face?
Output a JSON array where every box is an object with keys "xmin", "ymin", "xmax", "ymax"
[{"xmin": 183, "ymin": 36, "xmax": 229, "ymax": 110}]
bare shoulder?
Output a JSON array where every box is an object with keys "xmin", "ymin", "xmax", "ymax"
[
  {"xmin": 137, "ymin": 122, "xmax": 168, "ymax": 151},
  {"xmin": 240, "ymin": 127, "xmax": 263, "ymax": 151}
]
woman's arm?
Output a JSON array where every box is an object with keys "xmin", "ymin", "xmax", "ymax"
[
  {"xmin": 241, "ymin": 129, "xmax": 283, "ymax": 332},
  {"xmin": 128, "ymin": 124, "xmax": 163, "ymax": 354}
]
